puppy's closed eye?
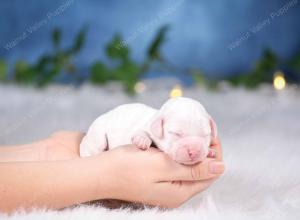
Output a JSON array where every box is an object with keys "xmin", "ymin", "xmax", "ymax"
[{"xmin": 168, "ymin": 131, "xmax": 183, "ymax": 137}]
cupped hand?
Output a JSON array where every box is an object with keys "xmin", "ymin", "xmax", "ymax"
[
  {"xmin": 46, "ymin": 131, "xmax": 225, "ymax": 208},
  {"xmin": 103, "ymin": 138, "xmax": 224, "ymax": 208}
]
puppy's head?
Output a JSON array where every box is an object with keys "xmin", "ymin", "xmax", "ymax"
[{"xmin": 150, "ymin": 97, "xmax": 217, "ymax": 165}]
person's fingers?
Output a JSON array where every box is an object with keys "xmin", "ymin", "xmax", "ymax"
[
  {"xmin": 207, "ymin": 148, "xmax": 217, "ymax": 158},
  {"xmin": 210, "ymin": 137, "xmax": 222, "ymax": 161},
  {"xmin": 177, "ymin": 177, "xmax": 219, "ymax": 197},
  {"xmin": 117, "ymin": 143, "xmax": 224, "ymax": 182},
  {"xmin": 154, "ymin": 177, "xmax": 219, "ymax": 208},
  {"xmin": 160, "ymin": 158, "xmax": 225, "ymax": 182}
]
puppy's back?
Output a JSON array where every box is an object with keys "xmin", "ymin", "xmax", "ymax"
[{"xmin": 105, "ymin": 103, "xmax": 157, "ymax": 148}]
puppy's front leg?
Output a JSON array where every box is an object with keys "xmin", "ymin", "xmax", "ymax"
[{"xmin": 131, "ymin": 131, "xmax": 152, "ymax": 150}]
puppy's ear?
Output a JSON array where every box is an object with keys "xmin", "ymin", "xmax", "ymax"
[
  {"xmin": 150, "ymin": 116, "xmax": 164, "ymax": 139},
  {"xmin": 209, "ymin": 115, "xmax": 218, "ymax": 139}
]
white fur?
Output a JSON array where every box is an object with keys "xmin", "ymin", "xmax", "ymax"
[
  {"xmin": 79, "ymin": 97, "xmax": 213, "ymax": 164},
  {"xmin": 0, "ymin": 83, "xmax": 299, "ymax": 219},
  {"xmin": 79, "ymin": 103, "xmax": 156, "ymax": 155}
]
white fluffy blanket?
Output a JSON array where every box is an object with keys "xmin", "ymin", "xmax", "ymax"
[{"xmin": 0, "ymin": 80, "xmax": 299, "ymax": 219}]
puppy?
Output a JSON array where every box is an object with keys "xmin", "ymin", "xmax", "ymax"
[{"xmin": 80, "ymin": 97, "xmax": 217, "ymax": 165}]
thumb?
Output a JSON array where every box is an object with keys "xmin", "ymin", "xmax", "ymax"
[{"xmin": 164, "ymin": 159, "xmax": 225, "ymax": 181}]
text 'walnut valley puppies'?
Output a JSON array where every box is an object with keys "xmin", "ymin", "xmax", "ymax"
[{"xmin": 80, "ymin": 97, "xmax": 217, "ymax": 165}]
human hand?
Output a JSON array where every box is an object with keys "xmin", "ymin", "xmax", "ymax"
[
  {"xmin": 0, "ymin": 131, "xmax": 84, "ymax": 162},
  {"xmin": 45, "ymin": 131, "xmax": 224, "ymax": 208},
  {"xmin": 0, "ymin": 131, "xmax": 224, "ymax": 212},
  {"xmin": 97, "ymin": 137, "xmax": 224, "ymax": 208},
  {"xmin": 42, "ymin": 131, "xmax": 84, "ymax": 160}
]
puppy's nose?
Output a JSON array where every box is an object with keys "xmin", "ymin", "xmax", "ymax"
[
  {"xmin": 173, "ymin": 136, "xmax": 208, "ymax": 164},
  {"xmin": 187, "ymin": 147, "xmax": 200, "ymax": 160},
  {"xmin": 182, "ymin": 137, "xmax": 207, "ymax": 161}
]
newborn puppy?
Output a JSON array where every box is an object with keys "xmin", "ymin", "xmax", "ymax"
[{"xmin": 80, "ymin": 97, "xmax": 217, "ymax": 165}]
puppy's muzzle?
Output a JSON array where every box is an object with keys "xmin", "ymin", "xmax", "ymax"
[{"xmin": 172, "ymin": 136, "xmax": 208, "ymax": 164}]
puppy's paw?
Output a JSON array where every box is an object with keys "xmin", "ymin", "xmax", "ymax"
[{"xmin": 131, "ymin": 133, "xmax": 152, "ymax": 150}]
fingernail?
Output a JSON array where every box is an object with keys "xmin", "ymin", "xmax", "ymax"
[{"xmin": 209, "ymin": 161, "xmax": 224, "ymax": 174}]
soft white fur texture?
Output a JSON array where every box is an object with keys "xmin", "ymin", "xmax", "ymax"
[{"xmin": 0, "ymin": 80, "xmax": 299, "ymax": 219}]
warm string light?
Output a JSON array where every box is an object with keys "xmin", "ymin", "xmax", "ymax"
[
  {"xmin": 169, "ymin": 85, "xmax": 183, "ymax": 98},
  {"xmin": 273, "ymin": 71, "xmax": 286, "ymax": 91},
  {"xmin": 134, "ymin": 82, "xmax": 146, "ymax": 93}
]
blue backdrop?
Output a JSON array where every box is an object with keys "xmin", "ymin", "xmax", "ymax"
[{"xmin": 1, "ymin": 0, "xmax": 300, "ymax": 79}]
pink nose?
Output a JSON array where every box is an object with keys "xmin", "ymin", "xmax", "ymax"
[
  {"xmin": 173, "ymin": 137, "xmax": 207, "ymax": 164},
  {"xmin": 187, "ymin": 147, "xmax": 200, "ymax": 160}
]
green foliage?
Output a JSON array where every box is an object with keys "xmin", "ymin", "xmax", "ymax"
[
  {"xmin": 228, "ymin": 49, "xmax": 278, "ymax": 88},
  {"xmin": 6, "ymin": 25, "xmax": 169, "ymax": 94},
  {"xmin": 190, "ymin": 69, "xmax": 219, "ymax": 90},
  {"xmin": 206, "ymin": 80, "xmax": 219, "ymax": 90},
  {"xmin": 90, "ymin": 62, "xmax": 110, "ymax": 84},
  {"xmin": 191, "ymin": 69, "xmax": 206, "ymax": 87},
  {"xmin": 69, "ymin": 27, "xmax": 86, "ymax": 54},
  {"xmin": 114, "ymin": 60, "xmax": 140, "ymax": 94},
  {"xmin": 12, "ymin": 27, "xmax": 86, "ymax": 87},
  {"xmin": 147, "ymin": 25, "xmax": 169, "ymax": 62},
  {"xmin": 14, "ymin": 61, "xmax": 36, "ymax": 83},
  {"xmin": 90, "ymin": 34, "xmax": 141, "ymax": 94},
  {"xmin": 106, "ymin": 34, "xmax": 129, "ymax": 61},
  {"xmin": 52, "ymin": 28, "xmax": 61, "ymax": 49},
  {"xmin": 7, "ymin": 24, "xmax": 296, "ymax": 93},
  {"xmin": 0, "ymin": 59, "xmax": 7, "ymax": 81},
  {"xmin": 288, "ymin": 50, "xmax": 300, "ymax": 75},
  {"xmin": 90, "ymin": 35, "xmax": 127, "ymax": 92},
  {"xmin": 91, "ymin": 26, "xmax": 169, "ymax": 94}
]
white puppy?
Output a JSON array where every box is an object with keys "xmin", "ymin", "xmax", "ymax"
[{"xmin": 80, "ymin": 97, "xmax": 217, "ymax": 165}]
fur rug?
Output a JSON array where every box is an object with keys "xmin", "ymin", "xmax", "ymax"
[{"xmin": 0, "ymin": 81, "xmax": 299, "ymax": 219}]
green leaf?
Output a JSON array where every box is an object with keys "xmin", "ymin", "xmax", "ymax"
[
  {"xmin": 191, "ymin": 69, "xmax": 206, "ymax": 87},
  {"xmin": 37, "ymin": 64, "xmax": 61, "ymax": 87},
  {"xmin": 147, "ymin": 25, "xmax": 169, "ymax": 61},
  {"xmin": 254, "ymin": 49, "xmax": 277, "ymax": 73},
  {"xmin": 11, "ymin": 26, "xmax": 85, "ymax": 87},
  {"xmin": 106, "ymin": 34, "xmax": 129, "ymax": 61},
  {"xmin": 34, "ymin": 55, "xmax": 53, "ymax": 73},
  {"xmin": 288, "ymin": 50, "xmax": 300, "ymax": 74},
  {"xmin": 70, "ymin": 27, "xmax": 86, "ymax": 54},
  {"xmin": 52, "ymin": 28, "xmax": 61, "ymax": 49},
  {"xmin": 245, "ymin": 49, "xmax": 277, "ymax": 88},
  {"xmin": 90, "ymin": 62, "xmax": 111, "ymax": 84},
  {"xmin": 34, "ymin": 54, "xmax": 66, "ymax": 87},
  {"xmin": 0, "ymin": 59, "xmax": 7, "ymax": 81},
  {"xmin": 228, "ymin": 49, "xmax": 278, "ymax": 88},
  {"xmin": 113, "ymin": 60, "xmax": 140, "ymax": 94},
  {"xmin": 227, "ymin": 74, "xmax": 248, "ymax": 87},
  {"xmin": 14, "ymin": 61, "xmax": 37, "ymax": 84}
]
